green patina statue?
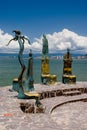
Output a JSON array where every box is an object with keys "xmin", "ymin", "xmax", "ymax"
[
  {"xmin": 24, "ymin": 49, "xmax": 34, "ymax": 91},
  {"xmin": 42, "ymin": 34, "xmax": 49, "ymax": 58},
  {"xmin": 7, "ymin": 30, "xmax": 30, "ymax": 81},
  {"xmin": 7, "ymin": 30, "xmax": 41, "ymax": 106},
  {"xmin": 41, "ymin": 34, "xmax": 57, "ymax": 84}
]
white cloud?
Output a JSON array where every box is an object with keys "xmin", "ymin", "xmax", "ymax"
[
  {"xmin": 46, "ymin": 29, "xmax": 87, "ymax": 53},
  {"xmin": 0, "ymin": 29, "xmax": 31, "ymax": 53},
  {"xmin": 0, "ymin": 28, "xmax": 87, "ymax": 54},
  {"xmin": 0, "ymin": 29, "xmax": 12, "ymax": 50}
]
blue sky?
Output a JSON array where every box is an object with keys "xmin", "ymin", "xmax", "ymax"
[
  {"xmin": 0, "ymin": 0, "xmax": 87, "ymax": 40},
  {"xmin": 0, "ymin": 0, "xmax": 87, "ymax": 54}
]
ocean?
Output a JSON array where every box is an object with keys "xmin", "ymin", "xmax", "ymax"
[{"xmin": 0, "ymin": 55, "xmax": 87, "ymax": 87}]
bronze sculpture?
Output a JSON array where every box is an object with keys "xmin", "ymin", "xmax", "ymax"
[
  {"xmin": 41, "ymin": 34, "xmax": 57, "ymax": 84},
  {"xmin": 7, "ymin": 30, "xmax": 30, "ymax": 81},
  {"xmin": 7, "ymin": 30, "xmax": 41, "ymax": 107},
  {"xmin": 24, "ymin": 49, "xmax": 34, "ymax": 91},
  {"xmin": 63, "ymin": 48, "xmax": 72, "ymax": 75},
  {"xmin": 62, "ymin": 48, "xmax": 76, "ymax": 84},
  {"xmin": 42, "ymin": 34, "xmax": 49, "ymax": 58}
]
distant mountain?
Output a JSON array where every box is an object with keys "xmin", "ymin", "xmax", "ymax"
[
  {"xmin": 0, "ymin": 53, "xmax": 41, "ymax": 58},
  {"xmin": 0, "ymin": 53, "xmax": 18, "ymax": 57},
  {"xmin": 0, "ymin": 53, "xmax": 85, "ymax": 58}
]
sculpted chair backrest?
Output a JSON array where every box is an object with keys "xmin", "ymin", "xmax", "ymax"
[
  {"xmin": 63, "ymin": 48, "xmax": 72, "ymax": 75},
  {"xmin": 42, "ymin": 34, "xmax": 49, "ymax": 57}
]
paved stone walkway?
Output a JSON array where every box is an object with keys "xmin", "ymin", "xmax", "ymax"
[
  {"xmin": 51, "ymin": 101, "xmax": 87, "ymax": 130},
  {"xmin": 0, "ymin": 82, "xmax": 87, "ymax": 130}
]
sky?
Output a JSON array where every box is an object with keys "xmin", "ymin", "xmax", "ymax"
[{"xmin": 0, "ymin": 0, "xmax": 87, "ymax": 54}]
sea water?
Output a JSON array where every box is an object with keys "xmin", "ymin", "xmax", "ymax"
[{"xmin": 0, "ymin": 56, "xmax": 87, "ymax": 87}]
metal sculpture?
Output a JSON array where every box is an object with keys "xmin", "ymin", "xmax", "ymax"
[
  {"xmin": 42, "ymin": 34, "xmax": 49, "ymax": 58},
  {"xmin": 63, "ymin": 48, "xmax": 72, "ymax": 75},
  {"xmin": 62, "ymin": 48, "xmax": 76, "ymax": 84},
  {"xmin": 7, "ymin": 30, "xmax": 30, "ymax": 81},
  {"xmin": 41, "ymin": 34, "xmax": 57, "ymax": 84},
  {"xmin": 7, "ymin": 30, "xmax": 41, "ymax": 107},
  {"xmin": 24, "ymin": 49, "xmax": 34, "ymax": 91}
]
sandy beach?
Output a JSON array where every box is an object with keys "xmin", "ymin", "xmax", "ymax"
[{"xmin": 0, "ymin": 82, "xmax": 87, "ymax": 130}]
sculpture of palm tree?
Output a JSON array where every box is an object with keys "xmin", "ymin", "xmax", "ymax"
[{"xmin": 7, "ymin": 30, "xmax": 31, "ymax": 81}]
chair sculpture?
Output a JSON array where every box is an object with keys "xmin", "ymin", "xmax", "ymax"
[
  {"xmin": 62, "ymin": 48, "xmax": 76, "ymax": 84},
  {"xmin": 7, "ymin": 30, "xmax": 41, "ymax": 106},
  {"xmin": 41, "ymin": 34, "xmax": 57, "ymax": 84}
]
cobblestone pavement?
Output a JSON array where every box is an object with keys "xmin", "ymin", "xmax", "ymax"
[
  {"xmin": 51, "ymin": 102, "xmax": 87, "ymax": 130},
  {"xmin": 0, "ymin": 82, "xmax": 87, "ymax": 130}
]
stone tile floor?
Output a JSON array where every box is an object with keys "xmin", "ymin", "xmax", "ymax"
[
  {"xmin": 51, "ymin": 101, "xmax": 87, "ymax": 130},
  {"xmin": 0, "ymin": 82, "xmax": 87, "ymax": 130}
]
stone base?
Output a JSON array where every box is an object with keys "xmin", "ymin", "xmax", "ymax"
[
  {"xmin": 41, "ymin": 74, "xmax": 57, "ymax": 84},
  {"xmin": 62, "ymin": 74, "xmax": 76, "ymax": 84}
]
